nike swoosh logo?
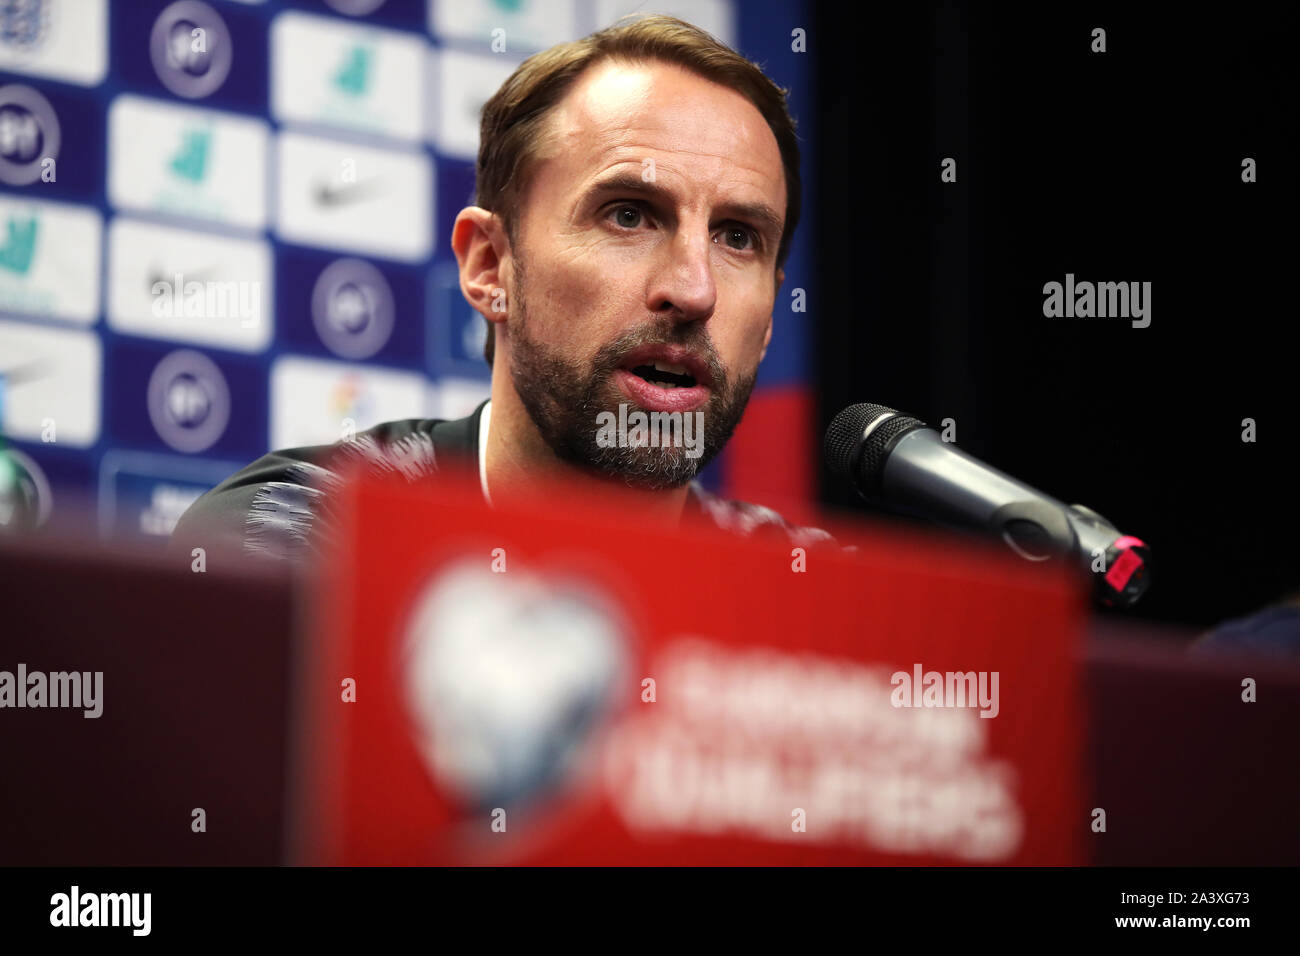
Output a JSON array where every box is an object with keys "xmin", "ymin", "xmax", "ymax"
[
  {"xmin": 313, "ymin": 177, "xmax": 385, "ymax": 207},
  {"xmin": 0, "ymin": 358, "xmax": 53, "ymax": 387},
  {"xmin": 147, "ymin": 265, "xmax": 218, "ymax": 292}
]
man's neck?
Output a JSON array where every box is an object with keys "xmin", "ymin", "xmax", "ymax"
[{"xmin": 483, "ymin": 377, "xmax": 691, "ymax": 526}]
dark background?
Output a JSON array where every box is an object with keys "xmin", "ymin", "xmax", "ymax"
[{"xmin": 812, "ymin": 1, "xmax": 1297, "ymax": 632}]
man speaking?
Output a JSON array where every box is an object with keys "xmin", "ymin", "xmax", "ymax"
[{"xmin": 173, "ymin": 15, "xmax": 831, "ymax": 560}]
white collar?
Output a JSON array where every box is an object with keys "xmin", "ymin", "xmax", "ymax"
[{"xmin": 478, "ymin": 400, "xmax": 492, "ymax": 505}]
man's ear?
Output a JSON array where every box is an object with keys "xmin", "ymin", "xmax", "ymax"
[
  {"xmin": 451, "ymin": 207, "xmax": 510, "ymax": 325},
  {"xmin": 759, "ymin": 267, "xmax": 783, "ymax": 363}
]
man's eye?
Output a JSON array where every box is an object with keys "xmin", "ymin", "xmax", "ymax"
[
  {"xmin": 609, "ymin": 204, "xmax": 645, "ymax": 229},
  {"xmin": 717, "ymin": 225, "xmax": 757, "ymax": 252}
]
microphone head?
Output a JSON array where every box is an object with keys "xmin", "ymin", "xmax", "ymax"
[{"xmin": 824, "ymin": 402, "xmax": 926, "ymax": 495}]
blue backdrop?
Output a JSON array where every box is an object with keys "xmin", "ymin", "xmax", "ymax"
[{"xmin": 0, "ymin": 0, "xmax": 816, "ymax": 542}]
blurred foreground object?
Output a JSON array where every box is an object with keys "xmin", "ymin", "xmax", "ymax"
[
  {"xmin": 0, "ymin": 443, "xmax": 43, "ymax": 533},
  {"xmin": 3, "ymin": 482, "xmax": 1297, "ymax": 866},
  {"xmin": 289, "ymin": 467, "xmax": 1089, "ymax": 865}
]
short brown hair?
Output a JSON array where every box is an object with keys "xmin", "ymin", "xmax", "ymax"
[{"xmin": 473, "ymin": 14, "xmax": 801, "ymax": 366}]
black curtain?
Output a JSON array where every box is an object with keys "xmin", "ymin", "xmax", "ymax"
[{"xmin": 812, "ymin": 1, "xmax": 1298, "ymax": 631}]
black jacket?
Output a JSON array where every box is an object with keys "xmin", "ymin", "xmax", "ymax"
[{"xmin": 171, "ymin": 400, "xmax": 834, "ymax": 562}]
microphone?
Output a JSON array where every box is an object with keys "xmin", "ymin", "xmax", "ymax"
[{"xmin": 825, "ymin": 402, "xmax": 1150, "ymax": 608}]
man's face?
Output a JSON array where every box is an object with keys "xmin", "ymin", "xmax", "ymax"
[{"xmin": 501, "ymin": 58, "xmax": 786, "ymax": 488}]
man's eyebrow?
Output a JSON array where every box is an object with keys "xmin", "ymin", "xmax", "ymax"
[{"xmin": 584, "ymin": 172, "xmax": 784, "ymax": 238}]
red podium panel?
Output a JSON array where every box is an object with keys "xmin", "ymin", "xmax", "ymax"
[{"xmin": 289, "ymin": 471, "xmax": 1088, "ymax": 865}]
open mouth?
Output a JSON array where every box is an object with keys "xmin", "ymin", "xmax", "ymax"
[
  {"xmin": 626, "ymin": 360, "xmax": 698, "ymax": 390},
  {"xmin": 613, "ymin": 346, "xmax": 712, "ymax": 411}
]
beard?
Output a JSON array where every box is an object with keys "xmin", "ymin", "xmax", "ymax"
[{"xmin": 505, "ymin": 255, "xmax": 758, "ymax": 490}]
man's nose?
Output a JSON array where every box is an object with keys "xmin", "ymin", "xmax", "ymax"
[{"xmin": 646, "ymin": 228, "xmax": 717, "ymax": 323}]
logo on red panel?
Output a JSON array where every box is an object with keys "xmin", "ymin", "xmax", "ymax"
[{"xmin": 401, "ymin": 561, "xmax": 631, "ymax": 821}]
